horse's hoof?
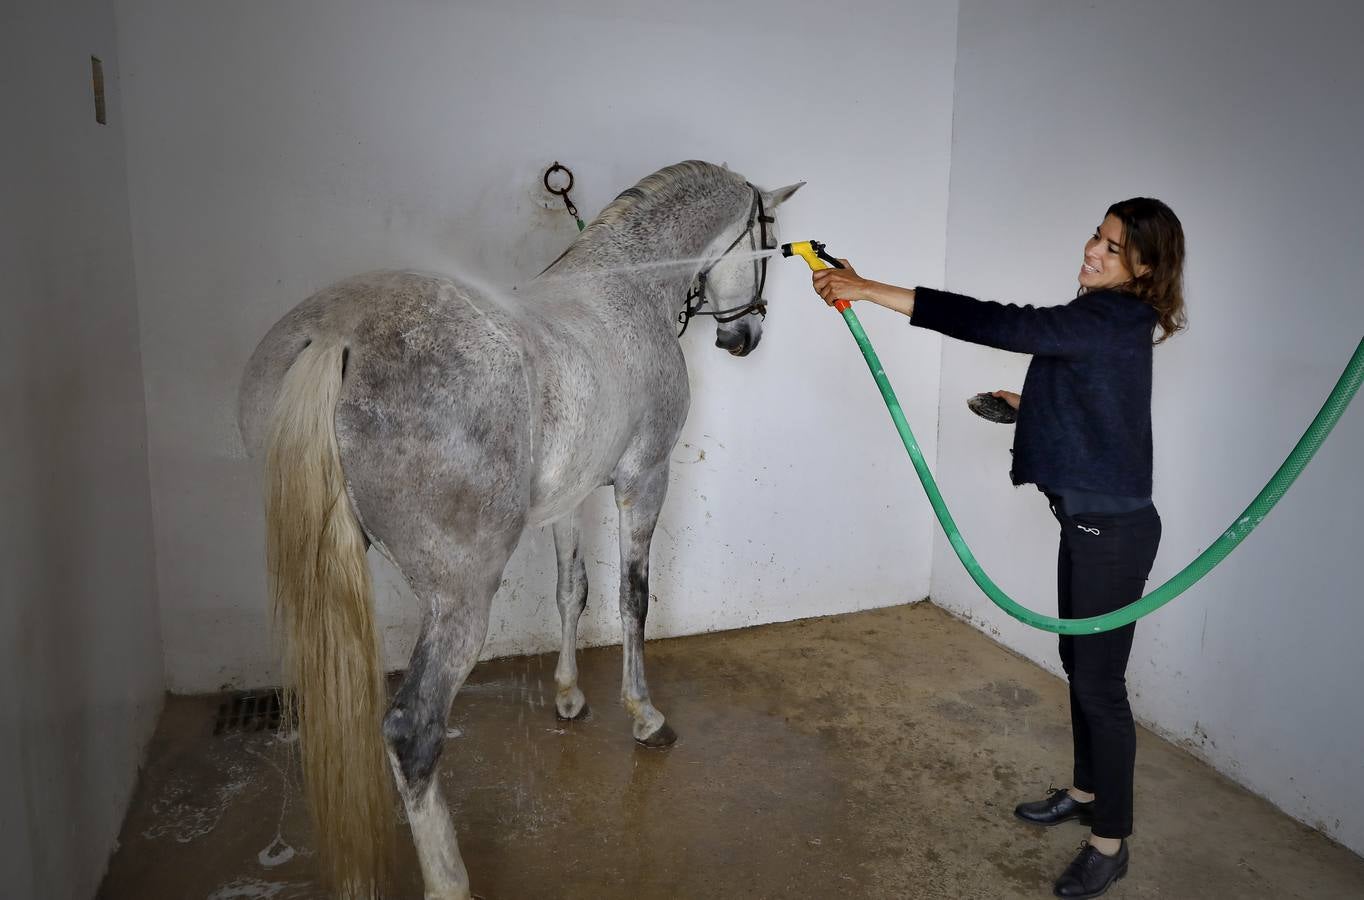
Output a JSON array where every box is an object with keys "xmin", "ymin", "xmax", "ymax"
[
  {"xmin": 635, "ymin": 721, "xmax": 677, "ymax": 749},
  {"xmin": 555, "ymin": 703, "xmax": 591, "ymax": 722}
]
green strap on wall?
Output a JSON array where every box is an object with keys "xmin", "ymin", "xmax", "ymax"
[{"xmin": 838, "ymin": 305, "xmax": 1364, "ymax": 634}]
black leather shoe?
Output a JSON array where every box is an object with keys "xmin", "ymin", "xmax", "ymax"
[
  {"xmin": 1014, "ymin": 788, "xmax": 1094, "ymax": 827},
  {"xmin": 1053, "ymin": 840, "xmax": 1128, "ymax": 899}
]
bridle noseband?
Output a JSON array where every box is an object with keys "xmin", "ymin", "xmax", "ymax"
[{"xmin": 677, "ymin": 184, "xmax": 775, "ymax": 338}]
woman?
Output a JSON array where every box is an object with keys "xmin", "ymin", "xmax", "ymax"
[{"xmin": 812, "ymin": 198, "xmax": 1186, "ymax": 899}]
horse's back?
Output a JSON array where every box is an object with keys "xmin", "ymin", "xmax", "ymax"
[
  {"xmin": 239, "ymin": 271, "xmax": 534, "ymax": 549},
  {"xmin": 240, "ymin": 270, "xmax": 522, "ymax": 446},
  {"xmin": 238, "ymin": 267, "xmax": 687, "ymax": 542}
]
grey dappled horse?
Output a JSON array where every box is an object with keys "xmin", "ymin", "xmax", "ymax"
[{"xmin": 237, "ymin": 161, "xmax": 802, "ymax": 899}]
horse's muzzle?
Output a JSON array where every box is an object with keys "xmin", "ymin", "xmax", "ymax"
[{"xmin": 716, "ymin": 326, "xmax": 760, "ymax": 357}]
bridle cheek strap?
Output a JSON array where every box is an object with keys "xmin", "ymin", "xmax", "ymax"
[{"xmin": 678, "ymin": 185, "xmax": 774, "ymax": 338}]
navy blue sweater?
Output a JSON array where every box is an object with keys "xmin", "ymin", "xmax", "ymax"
[{"xmin": 910, "ymin": 286, "xmax": 1158, "ymax": 498}]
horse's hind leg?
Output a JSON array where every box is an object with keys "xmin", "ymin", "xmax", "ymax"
[
  {"xmin": 382, "ymin": 541, "xmax": 512, "ymax": 900},
  {"xmin": 552, "ymin": 510, "xmax": 590, "ymax": 721},
  {"xmin": 614, "ymin": 464, "xmax": 677, "ymax": 748}
]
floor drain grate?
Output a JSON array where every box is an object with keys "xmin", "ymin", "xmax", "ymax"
[{"xmin": 213, "ymin": 690, "xmax": 283, "ymax": 736}]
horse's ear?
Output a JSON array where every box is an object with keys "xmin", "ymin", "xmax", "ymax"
[{"xmin": 764, "ymin": 181, "xmax": 804, "ymax": 208}]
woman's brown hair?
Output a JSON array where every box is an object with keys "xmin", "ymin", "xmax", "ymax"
[{"xmin": 1107, "ymin": 197, "xmax": 1187, "ymax": 343}]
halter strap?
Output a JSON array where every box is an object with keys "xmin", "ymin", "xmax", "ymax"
[{"xmin": 677, "ymin": 185, "xmax": 774, "ymax": 337}]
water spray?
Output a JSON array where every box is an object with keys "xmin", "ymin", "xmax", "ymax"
[{"xmin": 782, "ymin": 240, "xmax": 1364, "ymax": 635}]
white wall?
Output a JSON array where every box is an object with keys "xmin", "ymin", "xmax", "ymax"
[
  {"xmin": 22, "ymin": 0, "xmax": 1356, "ymax": 879},
  {"xmin": 112, "ymin": 0, "xmax": 958, "ymax": 692},
  {"xmin": 934, "ymin": 1, "xmax": 1364, "ymax": 854},
  {"xmin": 0, "ymin": 2, "xmax": 165, "ymax": 897}
]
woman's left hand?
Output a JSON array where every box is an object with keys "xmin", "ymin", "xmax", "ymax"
[{"xmin": 992, "ymin": 390, "xmax": 1021, "ymax": 410}]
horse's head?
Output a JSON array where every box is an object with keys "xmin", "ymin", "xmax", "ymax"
[{"xmin": 690, "ymin": 181, "xmax": 804, "ymax": 357}]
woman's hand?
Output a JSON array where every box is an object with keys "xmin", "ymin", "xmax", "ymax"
[
  {"xmin": 812, "ymin": 260, "xmax": 876, "ymax": 306},
  {"xmin": 811, "ymin": 260, "xmax": 917, "ymax": 317},
  {"xmin": 991, "ymin": 390, "xmax": 1021, "ymax": 410}
]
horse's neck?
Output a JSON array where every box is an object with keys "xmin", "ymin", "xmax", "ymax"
[
  {"xmin": 572, "ymin": 188, "xmax": 752, "ymax": 327},
  {"xmin": 644, "ymin": 189, "xmax": 751, "ymax": 268}
]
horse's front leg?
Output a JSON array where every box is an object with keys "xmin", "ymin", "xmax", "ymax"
[
  {"xmin": 614, "ymin": 465, "xmax": 677, "ymax": 747},
  {"xmin": 551, "ymin": 510, "xmax": 590, "ymax": 721}
]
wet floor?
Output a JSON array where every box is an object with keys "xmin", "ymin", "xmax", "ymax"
[{"xmin": 99, "ymin": 603, "xmax": 1364, "ymax": 899}]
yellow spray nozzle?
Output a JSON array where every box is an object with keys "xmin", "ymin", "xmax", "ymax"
[
  {"xmin": 781, "ymin": 241, "xmax": 833, "ymax": 271},
  {"xmin": 782, "ymin": 241, "xmax": 851, "ymax": 311}
]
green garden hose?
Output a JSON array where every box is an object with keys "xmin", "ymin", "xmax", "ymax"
[{"xmin": 785, "ymin": 240, "xmax": 1364, "ymax": 634}]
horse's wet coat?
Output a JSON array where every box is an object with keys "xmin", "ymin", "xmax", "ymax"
[{"xmin": 239, "ymin": 161, "xmax": 800, "ymax": 898}]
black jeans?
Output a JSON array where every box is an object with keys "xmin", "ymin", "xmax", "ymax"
[{"xmin": 1050, "ymin": 497, "xmax": 1161, "ymax": 840}]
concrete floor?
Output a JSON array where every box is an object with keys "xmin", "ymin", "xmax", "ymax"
[{"xmin": 100, "ymin": 603, "xmax": 1364, "ymax": 899}]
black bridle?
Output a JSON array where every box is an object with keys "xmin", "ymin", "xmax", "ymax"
[{"xmin": 677, "ymin": 184, "xmax": 775, "ymax": 338}]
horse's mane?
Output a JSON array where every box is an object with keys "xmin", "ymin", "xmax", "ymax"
[
  {"xmin": 534, "ymin": 161, "xmax": 747, "ymax": 277},
  {"xmin": 582, "ymin": 160, "xmax": 746, "ymax": 237}
]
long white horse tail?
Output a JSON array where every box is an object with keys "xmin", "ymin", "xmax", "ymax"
[{"xmin": 263, "ymin": 338, "xmax": 393, "ymax": 898}]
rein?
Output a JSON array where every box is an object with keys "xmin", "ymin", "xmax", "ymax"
[{"xmin": 677, "ymin": 184, "xmax": 775, "ymax": 337}]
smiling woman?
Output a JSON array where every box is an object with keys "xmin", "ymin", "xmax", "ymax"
[
  {"xmin": 807, "ymin": 198, "xmax": 1187, "ymax": 899},
  {"xmin": 1080, "ymin": 215, "xmax": 1142, "ymax": 289},
  {"xmin": 1091, "ymin": 198, "xmax": 1188, "ymax": 344}
]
